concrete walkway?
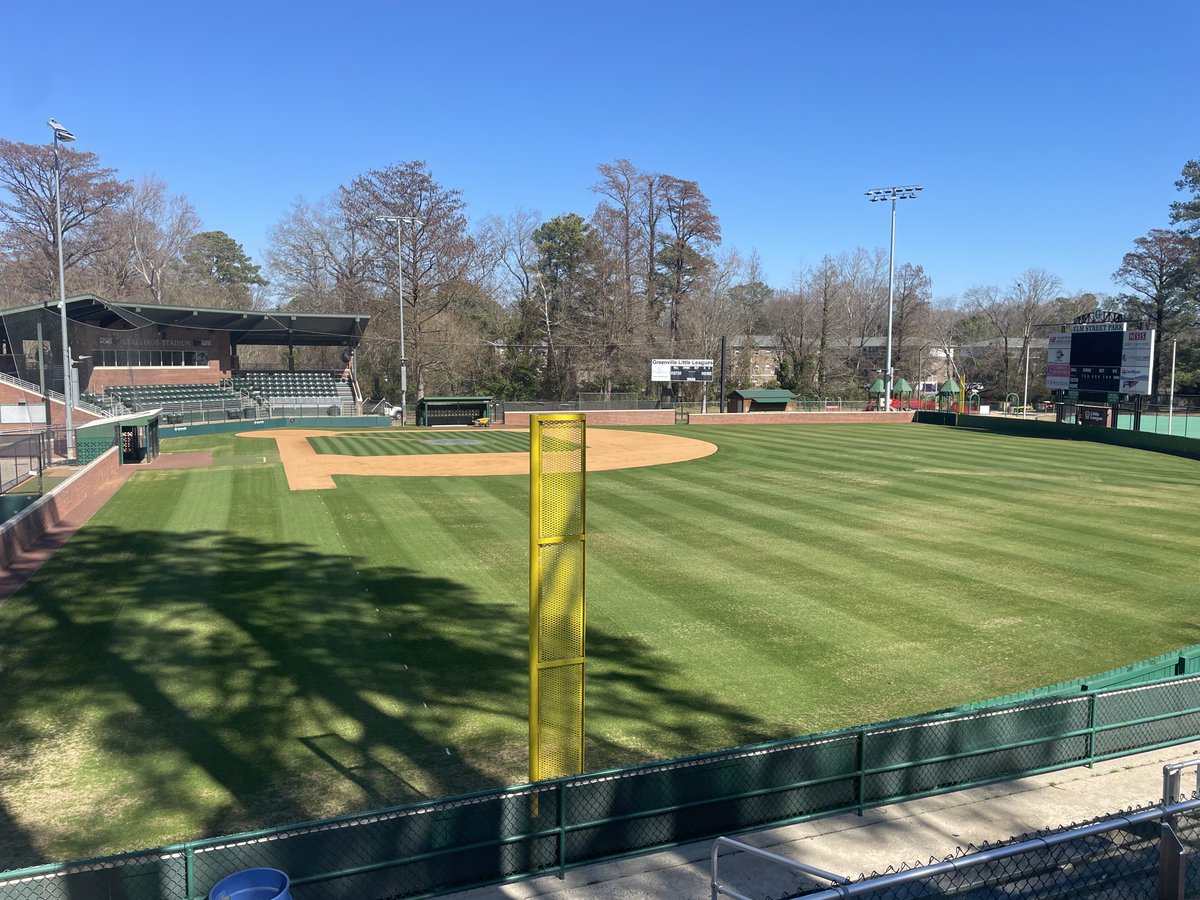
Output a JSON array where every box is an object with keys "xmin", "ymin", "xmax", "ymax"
[{"xmin": 448, "ymin": 741, "xmax": 1200, "ymax": 900}]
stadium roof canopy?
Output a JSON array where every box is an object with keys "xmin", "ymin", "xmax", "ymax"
[{"xmin": 9, "ymin": 294, "xmax": 369, "ymax": 347}]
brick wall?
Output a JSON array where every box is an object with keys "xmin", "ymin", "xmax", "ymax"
[
  {"xmin": 0, "ymin": 384, "xmax": 38, "ymax": 406},
  {"xmin": 0, "ymin": 382, "xmax": 102, "ymax": 432},
  {"xmin": 687, "ymin": 411, "xmax": 917, "ymax": 426},
  {"xmin": 501, "ymin": 409, "xmax": 675, "ymax": 427},
  {"xmin": 0, "ymin": 447, "xmax": 124, "ymax": 574},
  {"xmin": 86, "ymin": 361, "xmax": 224, "ymax": 392}
]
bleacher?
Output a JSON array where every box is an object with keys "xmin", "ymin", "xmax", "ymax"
[
  {"xmin": 90, "ymin": 372, "xmax": 356, "ymax": 424},
  {"xmin": 233, "ymin": 371, "xmax": 342, "ymax": 399},
  {"xmin": 103, "ymin": 383, "xmax": 250, "ymax": 423},
  {"xmin": 232, "ymin": 371, "xmax": 355, "ymax": 415}
]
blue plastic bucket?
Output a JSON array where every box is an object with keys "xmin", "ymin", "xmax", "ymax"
[{"xmin": 207, "ymin": 867, "xmax": 291, "ymax": 900}]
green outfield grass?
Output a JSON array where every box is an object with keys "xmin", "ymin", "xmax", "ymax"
[
  {"xmin": 0, "ymin": 422, "xmax": 1198, "ymax": 863},
  {"xmin": 309, "ymin": 429, "xmax": 529, "ymax": 456}
]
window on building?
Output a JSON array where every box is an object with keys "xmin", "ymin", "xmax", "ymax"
[{"xmin": 92, "ymin": 348, "xmax": 210, "ymax": 367}]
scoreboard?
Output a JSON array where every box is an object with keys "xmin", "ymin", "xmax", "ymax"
[
  {"xmin": 651, "ymin": 358, "xmax": 714, "ymax": 383},
  {"xmin": 1045, "ymin": 323, "xmax": 1155, "ymax": 395}
]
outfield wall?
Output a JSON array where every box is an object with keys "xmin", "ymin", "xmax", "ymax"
[
  {"xmin": 160, "ymin": 415, "xmax": 390, "ymax": 440},
  {"xmin": 0, "ymin": 447, "xmax": 123, "ymax": 575},
  {"xmin": 4, "ymin": 655, "xmax": 1198, "ymax": 900},
  {"xmin": 502, "ymin": 409, "xmax": 675, "ymax": 427},
  {"xmin": 917, "ymin": 411, "xmax": 1200, "ymax": 462},
  {"xmin": 688, "ymin": 411, "xmax": 916, "ymax": 425}
]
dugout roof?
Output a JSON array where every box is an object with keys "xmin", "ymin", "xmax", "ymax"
[
  {"xmin": 77, "ymin": 408, "xmax": 162, "ymax": 437},
  {"xmin": 12, "ymin": 294, "xmax": 368, "ymax": 347},
  {"xmin": 727, "ymin": 389, "xmax": 797, "ymax": 402}
]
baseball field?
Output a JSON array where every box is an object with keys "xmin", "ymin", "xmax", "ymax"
[{"xmin": 0, "ymin": 421, "xmax": 1197, "ymax": 864}]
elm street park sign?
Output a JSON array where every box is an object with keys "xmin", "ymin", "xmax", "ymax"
[
  {"xmin": 651, "ymin": 359, "xmax": 714, "ymax": 382},
  {"xmin": 1045, "ymin": 323, "xmax": 1155, "ymax": 395}
]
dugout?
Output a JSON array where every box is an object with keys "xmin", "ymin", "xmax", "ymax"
[
  {"xmin": 76, "ymin": 409, "xmax": 160, "ymax": 465},
  {"xmin": 726, "ymin": 389, "xmax": 796, "ymax": 413},
  {"xmin": 416, "ymin": 396, "xmax": 493, "ymax": 426}
]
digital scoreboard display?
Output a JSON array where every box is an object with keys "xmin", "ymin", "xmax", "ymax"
[
  {"xmin": 651, "ymin": 359, "xmax": 714, "ymax": 382},
  {"xmin": 1070, "ymin": 328, "xmax": 1124, "ymax": 392},
  {"xmin": 1045, "ymin": 323, "xmax": 1155, "ymax": 395}
]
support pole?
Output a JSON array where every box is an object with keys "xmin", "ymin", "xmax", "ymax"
[
  {"xmin": 884, "ymin": 196, "xmax": 896, "ymax": 412},
  {"xmin": 37, "ymin": 319, "xmax": 51, "ymax": 443},
  {"xmin": 1169, "ymin": 340, "xmax": 1177, "ymax": 436},
  {"xmin": 53, "ymin": 138, "xmax": 74, "ymax": 459},
  {"xmin": 719, "ymin": 335, "xmax": 727, "ymax": 413}
]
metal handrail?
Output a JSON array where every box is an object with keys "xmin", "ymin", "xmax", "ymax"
[
  {"xmin": 739, "ymin": 796, "xmax": 1200, "ymax": 900},
  {"xmin": 711, "ymin": 837, "xmax": 848, "ymax": 900},
  {"xmin": 0, "ymin": 368, "xmax": 107, "ymax": 416},
  {"xmin": 1163, "ymin": 757, "xmax": 1200, "ymax": 803},
  {"xmin": 0, "ymin": 369, "xmax": 45, "ymax": 395}
]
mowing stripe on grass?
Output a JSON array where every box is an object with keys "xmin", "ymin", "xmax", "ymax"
[
  {"xmin": 2, "ymin": 423, "xmax": 1199, "ymax": 863},
  {"xmin": 310, "ymin": 430, "xmax": 529, "ymax": 456}
]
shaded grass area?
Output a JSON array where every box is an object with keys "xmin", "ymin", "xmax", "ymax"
[
  {"xmin": 7, "ymin": 474, "xmax": 70, "ymax": 495},
  {"xmin": 309, "ymin": 430, "xmax": 528, "ymax": 457},
  {"xmin": 0, "ymin": 424, "xmax": 1197, "ymax": 864}
]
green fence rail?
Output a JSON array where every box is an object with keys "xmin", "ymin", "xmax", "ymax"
[
  {"xmin": 950, "ymin": 643, "xmax": 1200, "ymax": 712},
  {"xmin": 914, "ymin": 410, "xmax": 1200, "ymax": 461},
  {"xmin": 2, "ymin": 668, "xmax": 1199, "ymax": 900}
]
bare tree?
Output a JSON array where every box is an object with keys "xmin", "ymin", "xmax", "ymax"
[
  {"xmin": 657, "ymin": 175, "xmax": 721, "ymax": 346},
  {"xmin": 682, "ymin": 248, "xmax": 750, "ymax": 360},
  {"xmin": 1009, "ymin": 267, "xmax": 1062, "ymax": 397},
  {"xmin": 764, "ymin": 280, "xmax": 819, "ymax": 393},
  {"xmin": 964, "ymin": 284, "xmax": 1014, "ymax": 393},
  {"xmin": 808, "ymin": 255, "xmax": 844, "ymax": 395},
  {"xmin": 592, "ymin": 160, "xmax": 647, "ymax": 307},
  {"xmin": 340, "ymin": 161, "xmax": 480, "ymax": 401},
  {"xmin": 123, "ymin": 176, "xmax": 201, "ymax": 303},
  {"xmin": 477, "ymin": 209, "xmax": 543, "ymax": 345},
  {"xmin": 925, "ymin": 298, "xmax": 967, "ymax": 391},
  {"xmin": 841, "ymin": 247, "xmax": 889, "ymax": 385},
  {"xmin": 893, "ymin": 262, "xmax": 933, "ymax": 383},
  {"xmin": 266, "ymin": 201, "xmax": 336, "ymax": 309},
  {"xmin": 0, "ymin": 138, "xmax": 130, "ymax": 300}
]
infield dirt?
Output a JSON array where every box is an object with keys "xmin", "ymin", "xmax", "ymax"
[{"xmin": 242, "ymin": 427, "xmax": 718, "ymax": 490}]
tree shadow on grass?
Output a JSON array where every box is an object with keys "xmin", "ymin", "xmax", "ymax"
[{"xmin": 0, "ymin": 526, "xmax": 784, "ymax": 870}]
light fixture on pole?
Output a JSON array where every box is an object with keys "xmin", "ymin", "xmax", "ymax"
[
  {"xmin": 49, "ymin": 118, "xmax": 76, "ymax": 459},
  {"xmin": 376, "ymin": 215, "xmax": 424, "ymax": 426},
  {"xmin": 865, "ymin": 185, "xmax": 923, "ymax": 412}
]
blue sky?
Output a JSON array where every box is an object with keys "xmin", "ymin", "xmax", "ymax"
[{"xmin": 2, "ymin": 0, "xmax": 1195, "ymax": 299}]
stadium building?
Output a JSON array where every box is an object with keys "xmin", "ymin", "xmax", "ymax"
[{"xmin": 0, "ymin": 294, "xmax": 370, "ymax": 443}]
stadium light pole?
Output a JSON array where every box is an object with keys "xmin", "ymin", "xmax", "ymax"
[
  {"xmin": 865, "ymin": 185, "xmax": 922, "ymax": 412},
  {"xmin": 1169, "ymin": 339, "xmax": 1177, "ymax": 435},
  {"xmin": 376, "ymin": 215, "xmax": 423, "ymax": 426},
  {"xmin": 1022, "ymin": 342, "xmax": 1031, "ymax": 419},
  {"xmin": 49, "ymin": 118, "xmax": 76, "ymax": 460}
]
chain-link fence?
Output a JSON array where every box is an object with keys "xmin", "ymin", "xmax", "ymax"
[
  {"xmin": 0, "ymin": 432, "xmax": 46, "ymax": 493},
  {"xmin": 1, "ymin": 674, "xmax": 1198, "ymax": 900},
  {"xmin": 770, "ymin": 795, "xmax": 1200, "ymax": 900}
]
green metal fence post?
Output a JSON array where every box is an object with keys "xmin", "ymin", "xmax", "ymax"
[
  {"xmin": 185, "ymin": 844, "xmax": 195, "ymax": 900},
  {"xmin": 558, "ymin": 783, "xmax": 568, "ymax": 879},
  {"xmin": 856, "ymin": 727, "xmax": 868, "ymax": 815},
  {"xmin": 1087, "ymin": 692, "xmax": 1098, "ymax": 768}
]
